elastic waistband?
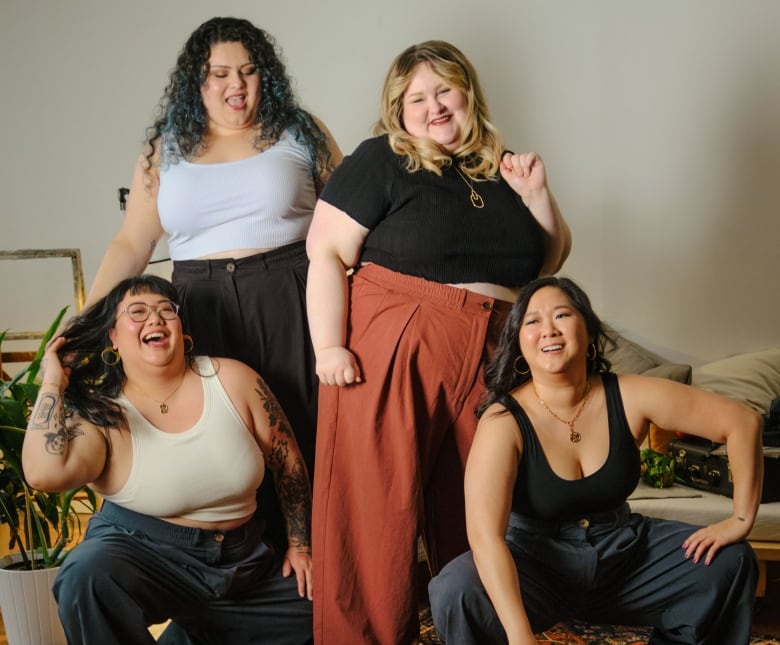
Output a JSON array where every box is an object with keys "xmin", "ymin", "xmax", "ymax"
[
  {"xmin": 98, "ymin": 501, "xmax": 254, "ymax": 547},
  {"xmin": 172, "ymin": 240, "xmax": 307, "ymax": 278},
  {"xmin": 354, "ymin": 264, "xmax": 514, "ymax": 315},
  {"xmin": 508, "ymin": 503, "xmax": 631, "ymax": 537}
]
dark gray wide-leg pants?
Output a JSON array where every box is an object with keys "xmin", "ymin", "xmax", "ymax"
[
  {"xmin": 428, "ymin": 505, "xmax": 757, "ymax": 645},
  {"xmin": 53, "ymin": 503, "xmax": 312, "ymax": 645}
]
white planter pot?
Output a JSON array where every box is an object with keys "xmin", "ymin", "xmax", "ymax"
[{"xmin": 0, "ymin": 554, "xmax": 66, "ymax": 645}]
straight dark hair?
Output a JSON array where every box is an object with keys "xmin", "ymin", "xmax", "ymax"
[{"xmin": 478, "ymin": 276, "xmax": 613, "ymax": 417}]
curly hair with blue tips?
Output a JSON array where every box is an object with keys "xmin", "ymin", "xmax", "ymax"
[{"xmin": 142, "ymin": 16, "xmax": 333, "ymax": 192}]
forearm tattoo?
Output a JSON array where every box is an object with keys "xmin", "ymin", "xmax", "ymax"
[
  {"xmin": 278, "ymin": 460, "xmax": 313, "ymax": 549},
  {"xmin": 30, "ymin": 393, "xmax": 58, "ymax": 428},
  {"xmin": 29, "ymin": 391, "xmax": 84, "ymax": 455},
  {"xmin": 255, "ymin": 378, "xmax": 312, "ymax": 548}
]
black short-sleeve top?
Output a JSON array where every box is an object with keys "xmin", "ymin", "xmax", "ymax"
[{"xmin": 319, "ymin": 135, "xmax": 545, "ymax": 287}]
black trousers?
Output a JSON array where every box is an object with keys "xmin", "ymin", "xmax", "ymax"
[
  {"xmin": 53, "ymin": 503, "xmax": 312, "ymax": 645},
  {"xmin": 429, "ymin": 505, "xmax": 758, "ymax": 645},
  {"xmin": 172, "ymin": 241, "xmax": 317, "ymax": 553}
]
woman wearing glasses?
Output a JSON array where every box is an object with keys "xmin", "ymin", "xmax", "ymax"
[{"xmin": 22, "ymin": 274, "xmax": 314, "ymax": 645}]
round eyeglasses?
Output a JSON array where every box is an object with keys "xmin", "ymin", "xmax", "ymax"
[{"xmin": 119, "ymin": 301, "xmax": 180, "ymax": 323}]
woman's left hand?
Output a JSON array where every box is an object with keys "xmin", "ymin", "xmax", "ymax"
[
  {"xmin": 282, "ymin": 547, "xmax": 313, "ymax": 600},
  {"xmin": 500, "ymin": 151, "xmax": 548, "ymax": 201},
  {"xmin": 681, "ymin": 516, "xmax": 751, "ymax": 565}
]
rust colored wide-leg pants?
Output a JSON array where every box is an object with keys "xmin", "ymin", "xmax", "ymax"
[{"xmin": 312, "ymin": 264, "xmax": 509, "ymax": 645}]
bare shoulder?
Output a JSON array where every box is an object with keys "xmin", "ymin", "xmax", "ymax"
[
  {"xmin": 615, "ymin": 371, "xmax": 690, "ymax": 397},
  {"xmin": 204, "ymin": 357, "xmax": 262, "ymax": 393},
  {"xmin": 476, "ymin": 401, "xmax": 523, "ymax": 444}
]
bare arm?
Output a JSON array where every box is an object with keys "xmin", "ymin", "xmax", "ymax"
[
  {"xmin": 21, "ymin": 338, "xmax": 109, "ymax": 491},
  {"xmin": 86, "ymin": 155, "xmax": 165, "ymax": 307},
  {"xmin": 465, "ymin": 407, "xmax": 537, "ymax": 645},
  {"xmin": 621, "ymin": 374, "xmax": 763, "ymax": 562},
  {"xmin": 312, "ymin": 115, "xmax": 344, "ymax": 187},
  {"xmin": 252, "ymin": 375, "xmax": 312, "ymax": 551},
  {"xmin": 237, "ymin": 364, "xmax": 312, "ymax": 597},
  {"xmin": 305, "ymin": 200, "xmax": 369, "ymax": 386},
  {"xmin": 499, "ymin": 152, "xmax": 572, "ymax": 276}
]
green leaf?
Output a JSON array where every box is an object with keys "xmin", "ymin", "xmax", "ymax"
[{"xmin": 640, "ymin": 448, "xmax": 676, "ymax": 488}]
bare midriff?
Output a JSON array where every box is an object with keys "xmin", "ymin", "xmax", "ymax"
[
  {"xmin": 197, "ymin": 247, "xmax": 276, "ymax": 260},
  {"xmin": 449, "ymin": 282, "xmax": 521, "ymax": 303}
]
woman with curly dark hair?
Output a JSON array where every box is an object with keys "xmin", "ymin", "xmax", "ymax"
[
  {"xmin": 23, "ymin": 275, "xmax": 313, "ymax": 644},
  {"xmin": 87, "ymin": 16, "xmax": 342, "ymax": 555}
]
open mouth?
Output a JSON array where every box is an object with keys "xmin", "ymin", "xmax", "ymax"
[
  {"xmin": 429, "ymin": 115, "xmax": 450, "ymax": 126},
  {"xmin": 226, "ymin": 94, "xmax": 247, "ymax": 109},
  {"xmin": 542, "ymin": 344, "xmax": 563, "ymax": 353}
]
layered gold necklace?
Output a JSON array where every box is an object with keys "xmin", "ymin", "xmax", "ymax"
[
  {"xmin": 454, "ymin": 167, "xmax": 485, "ymax": 209},
  {"xmin": 532, "ymin": 381, "xmax": 591, "ymax": 443}
]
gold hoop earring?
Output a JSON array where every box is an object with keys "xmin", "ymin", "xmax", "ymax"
[
  {"xmin": 183, "ymin": 335, "xmax": 194, "ymax": 354},
  {"xmin": 513, "ymin": 355, "xmax": 530, "ymax": 376},
  {"xmin": 587, "ymin": 343, "xmax": 597, "ymax": 360},
  {"xmin": 100, "ymin": 347, "xmax": 121, "ymax": 366}
]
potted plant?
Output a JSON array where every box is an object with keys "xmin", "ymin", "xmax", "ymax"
[{"xmin": 0, "ymin": 308, "xmax": 99, "ymax": 644}]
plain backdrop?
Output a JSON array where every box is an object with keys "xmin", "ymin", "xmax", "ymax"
[{"xmin": 1, "ymin": 0, "xmax": 778, "ymax": 366}]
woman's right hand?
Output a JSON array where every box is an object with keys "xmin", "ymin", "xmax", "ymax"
[
  {"xmin": 40, "ymin": 336, "xmax": 70, "ymax": 390},
  {"xmin": 315, "ymin": 346, "xmax": 362, "ymax": 386}
]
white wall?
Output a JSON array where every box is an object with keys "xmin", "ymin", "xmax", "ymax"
[{"xmin": 1, "ymin": 0, "xmax": 778, "ymax": 366}]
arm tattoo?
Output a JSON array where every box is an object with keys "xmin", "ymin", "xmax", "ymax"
[
  {"xmin": 254, "ymin": 378, "xmax": 312, "ymax": 548},
  {"xmin": 43, "ymin": 426, "xmax": 84, "ymax": 455},
  {"xmin": 43, "ymin": 423, "xmax": 84, "ymax": 455},
  {"xmin": 277, "ymin": 459, "xmax": 313, "ymax": 549},
  {"xmin": 30, "ymin": 393, "xmax": 58, "ymax": 429}
]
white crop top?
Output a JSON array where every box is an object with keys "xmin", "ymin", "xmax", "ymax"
[
  {"xmin": 100, "ymin": 356, "xmax": 265, "ymax": 522},
  {"xmin": 158, "ymin": 130, "xmax": 317, "ymax": 259}
]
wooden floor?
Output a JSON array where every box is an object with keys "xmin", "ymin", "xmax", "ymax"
[{"xmin": 2, "ymin": 562, "xmax": 779, "ymax": 643}]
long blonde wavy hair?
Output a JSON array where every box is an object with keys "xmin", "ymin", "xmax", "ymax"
[{"xmin": 374, "ymin": 40, "xmax": 504, "ymax": 181}]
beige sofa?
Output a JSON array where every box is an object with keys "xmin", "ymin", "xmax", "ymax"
[{"xmin": 604, "ymin": 330, "xmax": 780, "ymax": 596}]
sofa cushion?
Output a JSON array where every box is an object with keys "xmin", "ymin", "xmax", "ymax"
[
  {"xmin": 603, "ymin": 324, "xmax": 692, "ymax": 384},
  {"xmin": 691, "ymin": 348, "xmax": 780, "ymax": 414}
]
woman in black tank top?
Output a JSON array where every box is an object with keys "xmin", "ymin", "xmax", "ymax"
[{"xmin": 429, "ymin": 276, "xmax": 762, "ymax": 645}]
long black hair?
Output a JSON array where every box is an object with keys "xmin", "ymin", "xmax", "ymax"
[
  {"xmin": 478, "ymin": 276, "xmax": 613, "ymax": 417},
  {"xmin": 56, "ymin": 275, "xmax": 188, "ymax": 429},
  {"xmin": 143, "ymin": 16, "xmax": 333, "ymax": 191}
]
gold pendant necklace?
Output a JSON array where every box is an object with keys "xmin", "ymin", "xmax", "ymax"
[
  {"xmin": 130, "ymin": 371, "xmax": 187, "ymax": 414},
  {"xmin": 454, "ymin": 167, "xmax": 485, "ymax": 209},
  {"xmin": 532, "ymin": 380, "xmax": 591, "ymax": 443}
]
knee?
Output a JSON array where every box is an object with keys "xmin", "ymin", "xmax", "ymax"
[
  {"xmin": 716, "ymin": 540, "xmax": 758, "ymax": 582},
  {"xmin": 729, "ymin": 541, "xmax": 759, "ymax": 589},
  {"xmin": 702, "ymin": 540, "xmax": 759, "ymax": 605},
  {"xmin": 53, "ymin": 538, "xmax": 139, "ymax": 606},
  {"xmin": 428, "ymin": 553, "xmax": 483, "ymax": 623}
]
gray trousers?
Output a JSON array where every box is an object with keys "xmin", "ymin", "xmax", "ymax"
[
  {"xmin": 53, "ymin": 502, "xmax": 312, "ymax": 645},
  {"xmin": 428, "ymin": 505, "xmax": 757, "ymax": 645}
]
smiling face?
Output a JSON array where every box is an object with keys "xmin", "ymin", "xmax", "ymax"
[
  {"xmin": 401, "ymin": 62, "xmax": 468, "ymax": 151},
  {"xmin": 200, "ymin": 41, "xmax": 261, "ymax": 133},
  {"xmin": 108, "ymin": 290, "xmax": 183, "ymax": 368},
  {"xmin": 518, "ymin": 286, "xmax": 592, "ymax": 376}
]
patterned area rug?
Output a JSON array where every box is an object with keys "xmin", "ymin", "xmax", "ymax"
[{"xmin": 419, "ymin": 608, "xmax": 780, "ymax": 644}]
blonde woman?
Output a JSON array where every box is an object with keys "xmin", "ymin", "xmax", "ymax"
[{"xmin": 306, "ymin": 40, "xmax": 571, "ymax": 644}]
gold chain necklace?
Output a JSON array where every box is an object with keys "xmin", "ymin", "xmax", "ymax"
[
  {"xmin": 130, "ymin": 370, "xmax": 187, "ymax": 414},
  {"xmin": 532, "ymin": 380, "xmax": 591, "ymax": 443},
  {"xmin": 454, "ymin": 167, "xmax": 485, "ymax": 209}
]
